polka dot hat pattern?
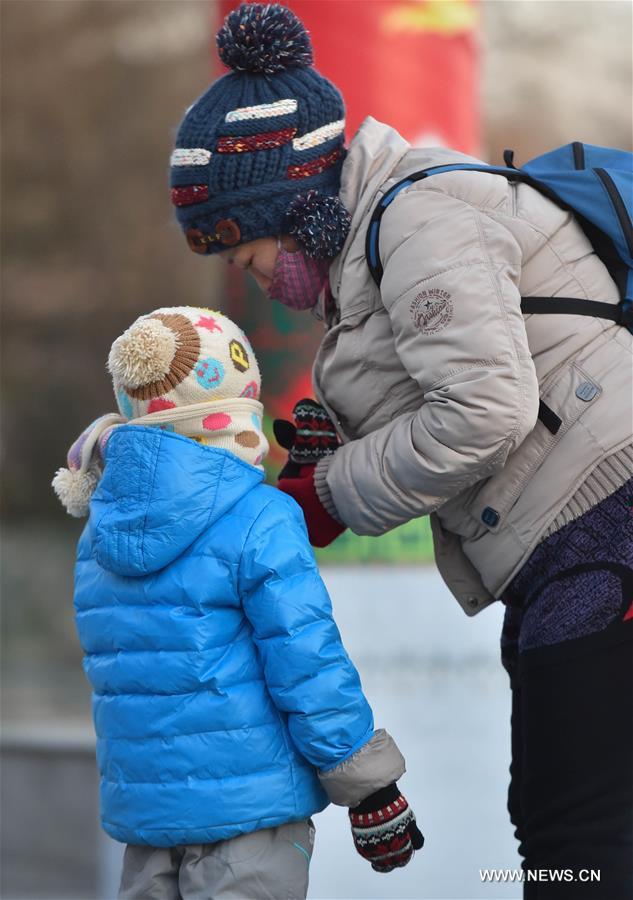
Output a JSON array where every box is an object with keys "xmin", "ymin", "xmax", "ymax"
[{"xmin": 108, "ymin": 306, "xmax": 261, "ymax": 420}]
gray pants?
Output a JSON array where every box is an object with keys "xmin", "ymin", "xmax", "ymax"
[{"xmin": 118, "ymin": 819, "xmax": 315, "ymax": 900}]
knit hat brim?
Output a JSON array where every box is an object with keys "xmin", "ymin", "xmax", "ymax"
[{"xmin": 173, "ymin": 156, "xmax": 345, "ymax": 255}]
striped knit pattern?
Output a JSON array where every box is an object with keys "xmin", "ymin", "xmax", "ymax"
[
  {"xmin": 170, "ymin": 185, "xmax": 209, "ymax": 207},
  {"xmin": 171, "ymin": 53, "xmax": 346, "ymax": 251},
  {"xmin": 289, "ymin": 399, "xmax": 339, "ymax": 465},
  {"xmin": 314, "ymin": 454, "xmax": 343, "ymax": 524},
  {"xmin": 170, "ymin": 148, "xmax": 211, "ymax": 167},
  {"xmin": 542, "ymin": 444, "xmax": 633, "ymax": 538},
  {"xmin": 293, "ymin": 119, "xmax": 345, "ymax": 151},
  {"xmin": 216, "ymin": 128, "xmax": 297, "ymax": 154},
  {"xmin": 349, "ymin": 795, "xmax": 416, "ymax": 872},
  {"xmin": 224, "ymin": 99, "xmax": 298, "ymax": 122},
  {"xmin": 287, "ymin": 147, "xmax": 343, "ymax": 180}
]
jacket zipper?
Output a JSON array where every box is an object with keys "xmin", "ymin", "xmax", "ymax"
[{"xmin": 595, "ymin": 167, "xmax": 633, "ymax": 256}]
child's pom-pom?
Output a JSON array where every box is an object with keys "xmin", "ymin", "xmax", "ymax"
[
  {"xmin": 52, "ymin": 465, "xmax": 100, "ymax": 517},
  {"xmin": 217, "ymin": 3, "xmax": 313, "ymax": 75},
  {"xmin": 108, "ymin": 317, "xmax": 177, "ymax": 390},
  {"xmin": 286, "ymin": 190, "xmax": 351, "ymax": 259}
]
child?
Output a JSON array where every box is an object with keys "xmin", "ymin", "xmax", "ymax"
[{"xmin": 53, "ymin": 306, "xmax": 423, "ymax": 900}]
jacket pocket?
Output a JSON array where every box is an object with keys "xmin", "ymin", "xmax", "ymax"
[{"xmin": 467, "ymin": 361, "xmax": 603, "ymax": 533}]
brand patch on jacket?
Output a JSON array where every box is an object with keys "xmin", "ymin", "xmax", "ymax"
[{"xmin": 410, "ymin": 289, "xmax": 453, "ymax": 334}]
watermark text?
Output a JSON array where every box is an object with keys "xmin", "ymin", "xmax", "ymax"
[{"xmin": 480, "ymin": 868, "xmax": 600, "ymax": 884}]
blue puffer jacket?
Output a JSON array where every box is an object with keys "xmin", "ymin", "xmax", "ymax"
[{"xmin": 74, "ymin": 426, "xmax": 374, "ymax": 847}]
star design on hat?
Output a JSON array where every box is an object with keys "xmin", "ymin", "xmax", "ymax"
[{"xmin": 196, "ymin": 315, "xmax": 223, "ymax": 333}]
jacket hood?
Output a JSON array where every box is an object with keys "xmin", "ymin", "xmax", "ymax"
[{"xmin": 90, "ymin": 426, "xmax": 263, "ymax": 576}]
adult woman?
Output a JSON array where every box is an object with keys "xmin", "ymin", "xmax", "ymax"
[{"xmin": 170, "ymin": 5, "xmax": 633, "ymax": 897}]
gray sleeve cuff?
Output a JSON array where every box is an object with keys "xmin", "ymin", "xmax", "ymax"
[
  {"xmin": 314, "ymin": 455, "xmax": 344, "ymax": 524},
  {"xmin": 317, "ymin": 729, "xmax": 406, "ymax": 807}
]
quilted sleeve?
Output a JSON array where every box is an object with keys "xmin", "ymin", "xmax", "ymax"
[
  {"xmin": 238, "ymin": 491, "xmax": 379, "ymax": 778},
  {"xmin": 320, "ymin": 186, "xmax": 540, "ymax": 536}
]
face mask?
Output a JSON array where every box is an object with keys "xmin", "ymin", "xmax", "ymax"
[{"xmin": 267, "ymin": 247, "xmax": 331, "ymax": 311}]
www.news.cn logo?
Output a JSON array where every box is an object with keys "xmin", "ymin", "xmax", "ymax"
[{"xmin": 480, "ymin": 868, "xmax": 601, "ymax": 883}]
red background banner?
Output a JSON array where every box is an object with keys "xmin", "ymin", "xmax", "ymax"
[{"xmin": 218, "ymin": 0, "xmax": 479, "ymax": 152}]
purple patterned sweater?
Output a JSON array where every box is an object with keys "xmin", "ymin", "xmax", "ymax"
[{"xmin": 500, "ymin": 478, "xmax": 633, "ymax": 672}]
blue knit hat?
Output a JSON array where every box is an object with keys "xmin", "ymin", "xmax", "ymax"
[{"xmin": 170, "ymin": 3, "xmax": 351, "ymax": 259}]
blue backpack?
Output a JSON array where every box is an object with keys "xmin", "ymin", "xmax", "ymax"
[{"xmin": 365, "ymin": 142, "xmax": 633, "ymax": 335}]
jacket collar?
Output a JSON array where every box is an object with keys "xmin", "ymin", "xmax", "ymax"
[{"xmin": 330, "ymin": 117, "xmax": 410, "ymax": 292}]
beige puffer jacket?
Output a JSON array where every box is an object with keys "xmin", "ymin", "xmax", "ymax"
[{"xmin": 313, "ymin": 118, "xmax": 633, "ymax": 616}]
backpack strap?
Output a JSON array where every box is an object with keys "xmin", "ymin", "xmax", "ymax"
[
  {"xmin": 365, "ymin": 164, "xmax": 530, "ymax": 286},
  {"xmin": 521, "ymin": 296, "xmax": 633, "ymax": 328},
  {"xmin": 365, "ymin": 162, "xmax": 633, "ymax": 331},
  {"xmin": 364, "ymin": 162, "xmax": 573, "ymax": 286},
  {"xmin": 364, "ymin": 162, "xmax": 632, "ymax": 437}
]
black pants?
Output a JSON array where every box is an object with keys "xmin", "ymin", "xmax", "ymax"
[{"xmin": 508, "ymin": 619, "xmax": 633, "ymax": 899}]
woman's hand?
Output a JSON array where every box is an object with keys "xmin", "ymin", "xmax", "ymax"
[{"xmin": 274, "ymin": 398, "xmax": 346, "ymax": 547}]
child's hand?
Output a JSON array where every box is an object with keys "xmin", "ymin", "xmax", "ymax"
[
  {"xmin": 273, "ymin": 399, "xmax": 345, "ymax": 547},
  {"xmin": 349, "ymin": 783, "xmax": 424, "ymax": 873}
]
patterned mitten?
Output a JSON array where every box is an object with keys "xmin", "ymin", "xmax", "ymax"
[
  {"xmin": 274, "ymin": 399, "xmax": 345, "ymax": 547},
  {"xmin": 349, "ymin": 783, "xmax": 424, "ymax": 873},
  {"xmin": 273, "ymin": 398, "xmax": 339, "ymax": 477}
]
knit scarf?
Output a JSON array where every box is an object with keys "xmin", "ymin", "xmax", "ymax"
[{"xmin": 53, "ymin": 398, "xmax": 268, "ymax": 517}]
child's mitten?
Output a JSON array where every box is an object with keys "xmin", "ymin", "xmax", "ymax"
[
  {"xmin": 274, "ymin": 398, "xmax": 345, "ymax": 547},
  {"xmin": 349, "ymin": 782, "xmax": 424, "ymax": 873}
]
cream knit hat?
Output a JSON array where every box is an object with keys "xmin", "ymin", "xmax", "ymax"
[
  {"xmin": 108, "ymin": 307, "xmax": 262, "ymax": 416},
  {"xmin": 53, "ymin": 307, "xmax": 269, "ymax": 517}
]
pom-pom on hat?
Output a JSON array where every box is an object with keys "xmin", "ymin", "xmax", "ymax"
[
  {"xmin": 53, "ymin": 308, "xmax": 268, "ymax": 517},
  {"xmin": 170, "ymin": 3, "xmax": 350, "ymax": 259},
  {"xmin": 217, "ymin": 3, "xmax": 313, "ymax": 73},
  {"xmin": 108, "ymin": 306, "xmax": 261, "ymax": 418}
]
